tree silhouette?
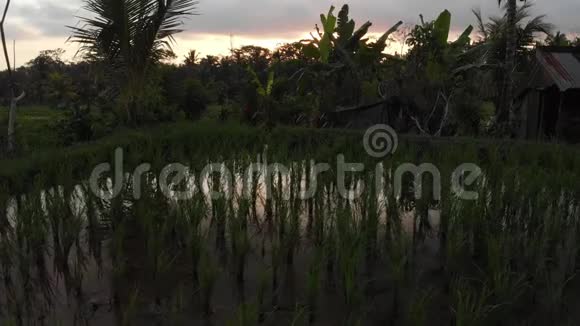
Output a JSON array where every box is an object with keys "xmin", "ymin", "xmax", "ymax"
[{"xmin": 69, "ymin": 0, "xmax": 199, "ymax": 125}]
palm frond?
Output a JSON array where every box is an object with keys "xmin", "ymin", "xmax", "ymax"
[
  {"xmin": 472, "ymin": 8, "xmax": 488, "ymax": 41},
  {"xmin": 522, "ymin": 15, "xmax": 553, "ymax": 36},
  {"xmin": 69, "ymin": 0, "xmax": 197, "ymax": 66}
]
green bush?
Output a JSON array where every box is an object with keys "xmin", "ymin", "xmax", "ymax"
[
  {"xmin": 54, "ymin": 106, "xmax": 116, "ymax": 145},
  {"xmin": 180, "ymin": 78, "xmax": 209, "ymax": 120}
]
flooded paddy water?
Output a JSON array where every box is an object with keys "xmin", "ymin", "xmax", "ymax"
[{"xmin": 1, "ymin": 138, "xmax": 580, "ymax": 325}]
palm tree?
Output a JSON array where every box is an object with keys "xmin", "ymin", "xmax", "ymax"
[
  {"xmin": 546, "ymin": 32, "xmax": 570, "ymax": 46},
  {"xmin": 69, "ymin": 0, "xmax": 198, "ymax": 125},
  {"xmin": 497, "ymin": 0, "xmax": 519, "ymax": 126},
  {"xmin": 184, "ymin": 49, "xmax": 200, "ymax": 66},
  {"xmin": 476, "ymin": 2, "xmax": 551, "ymax": 128},
  {"xmin": 474, "ymin": 3, "xmax": 552, "ymax": 61}
]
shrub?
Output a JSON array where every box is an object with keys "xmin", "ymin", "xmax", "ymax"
[
  {"xmin": 180, "ymin": 78, "xmax": 209, "ymax": 120},
  {"xmin": 54, "ymin": 105, "xmax": 116, "ymax": 145}
]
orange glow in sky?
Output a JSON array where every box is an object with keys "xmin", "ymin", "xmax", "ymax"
[{"xmin": 6, "ymin": 31, "xmax": 410, "ymax": 68}]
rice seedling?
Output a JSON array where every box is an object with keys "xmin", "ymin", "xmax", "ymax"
[
  {"xmin": 270, "ymin": 236, "xmax": 282, "ymax": 307},
  {"xmin": 405, "ymin": 287, "xmax": 434, "ymax": 326},
  {"xmin": 5, "ymin": 196, "xmax": 35, "ymax": 325},
  {"xmin": 482, "ymin": 232, "xmax": 527, "ymax": 307},
  {"xmin": 360, "ymin": 171, "xmax": 380, "ymax": 275},
  {"xmin": 45, "ymin": 186, "xmax": 86, "ymax": 301},
  {"xmin": 336, "ymin": 203, "xmax": 365, "ymax": 324},
  {"xmin": 451, "ymin": 278, "xmax": 494, "ymax": 326},
  {"xmin": 210, "ymin": 175, "xmax": 228, "ymax": 259},
  {"xmin": 227, "ymin": 303, "xmax": 259, "ymax": 326},
  {"xmin": 263, "ymin": 154, "xmax": 274, "ymax": 229},
  {"xmin": 110, "ymin": 236, "xmax": 128, "ymax": 325},
  {"xmin": 121, "ymin": 287, "xmax": 141, "ymax": 326},
  {"xmin": 198, "ymin": 245, "xmax": 219, "ymax": 318},
  {"xmin": 386, "ymin": 230, "xmax": 411, "ymax": 324},
  {"xmin": 257, "ymin": 266, "xmax": 269, "ymax": 323},
  {"xmin": 321, "ymin": 198, "xmax": 336, "ymax": 290},
  {"xmin": 542, "ymin": 210, "xmax": 578, "ymax": 322},
  {"xmin": 285, "ymin": 163, "xmax": 303, "ymax": 267},
  {"xmin": 248, "ymin": 160, "xmax": 262, "ymax": 227},
  {"xmin": 306, "ymin": 248, "xmax": 322, "ymax": 325},
  {"xmin": 81, "ymin": 183, "xmax": 105, "ymax": 274},
  {"xmin": 178, "ymin": 174, "xmax": 209, "ymax": 287},
  {"xmin": 289, "ymin": 303, "xmax": 308, "ymax": 326},
  {"xmin": 0, "ymin": 192, "xmax": 7, "ymax": 235},
  {"xmin": 230, "ymin": 196, "xmax": 251, "ymax": 300},
  {"xmin": 1, "ymin": 125, "xmax": 579, "ymax": 324}
]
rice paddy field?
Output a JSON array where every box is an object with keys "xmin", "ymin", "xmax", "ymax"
[
  {"xmin": 0, "ymin": 106, "xmax": 63, "ymax": 153},
  {"xmin": 1, "ymin": 123, "xmax": 580, "ymax": 325}
]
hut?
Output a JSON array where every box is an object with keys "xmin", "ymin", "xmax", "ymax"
[{"xmin": 516, "ymin": 47, "xmax": 580, "ymax": 142}]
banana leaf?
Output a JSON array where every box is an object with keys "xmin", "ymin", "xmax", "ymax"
[
  {"xmin": 452, "ymin": 25, "xmax": 474, "ymax": 47},
  {"xmin": 434, "ymin": 10, "xmax": 451, "ymax": 45},
  {"xmin": 337, "ymin": 5, "xmax": 355, "ymax": 46}
]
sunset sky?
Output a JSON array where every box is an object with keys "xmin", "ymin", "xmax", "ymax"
[{"xmin": 3, "ymin": 0, "xmax": 579, "ymax": 67}]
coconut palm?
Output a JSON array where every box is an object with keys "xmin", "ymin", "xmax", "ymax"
[
  {"xmin": 496, "ymin": 0, "xmax": 519, "ymax": 125},
  {"xmin": 546, "ymin": 31, "xmax": 570, "ymax": 46},
  {"xmin": 473, "ymin": 2, "xmax": 551, "ymax": 128},
  {"xmin": 69, "ymin": 0, "xmax": 198, "ymax": 125},
  {"xmin": 474, "ymin": 3, "xmax": 552, "ymax": 60}
]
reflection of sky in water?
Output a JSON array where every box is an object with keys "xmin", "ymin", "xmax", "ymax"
[{"xmin": 3, "ymin": 162, "xmax": 451, "ymax": 240}]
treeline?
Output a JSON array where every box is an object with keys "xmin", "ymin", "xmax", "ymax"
[{"xmin": 1, "ymin": 3, "xmax": 578, "ymax": 147}]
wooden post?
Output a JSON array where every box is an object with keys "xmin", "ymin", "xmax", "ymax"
[
  {"xmin": 556, "ymin": 92, "xmax": 565, "ymax": 140},
  {"xmin": 535, "ymin": 93, "xmax": 540, "ymax": 140}
]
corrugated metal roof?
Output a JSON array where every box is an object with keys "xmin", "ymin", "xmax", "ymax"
[{"xmin": 536, "ymin": 48, "xmax": 580, "ymax": 91}]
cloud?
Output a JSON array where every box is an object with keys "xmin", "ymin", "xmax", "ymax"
[
  {"xmin": 180, "ymin": 0, "xmax": 578, "ymax": 38},
  {"xmin": 4, "ymin": 24, "xmax": 38, "ymax": 41},
  {"xmin": 7, "ymin": 0, "xmax": 579, "ymax": 40},
  {"xmin": 4, "ymin": 0, "xmax": 579, "ymax": 67},
  {"xmin": 10, "ymin": 1, "xmax": 80, "ymax": 39}
]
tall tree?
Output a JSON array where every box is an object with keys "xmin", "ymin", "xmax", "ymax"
[
  {"xmin": 183, "ymin": 49, "xmax": 200, "ymax": 66},
  {"xmin": 472, "ymin": 3, "xmax": 552, "ymax": 76},
  {"xmin": 497, "ymin": 0, "xmax": 520, "ymax": 127},
  {"xmin": 546, "ymin": 31, "xmax": 570, "ymax": 46},
  {"xmin": 1, "ymin": 0, "xmax": 25, "ymax": 154},
  {"xmin": 69, "ymin": 0, "xmax": 198, "ymax": 125}
]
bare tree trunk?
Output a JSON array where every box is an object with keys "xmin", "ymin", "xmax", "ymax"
[
  {"xmin": 499, "ymin": 0, "xmax": 517, "ymax": 128},
  {"xmin": 1, "ymin": 0, "xmax": 25, "ymax": 154},
  {"xmin": 7, "ymin": 96, "xmax": 15, "ymax": 152},
  {"xmin": 7, "ymin": 92, "xmax": 24, "ymax": 153}
]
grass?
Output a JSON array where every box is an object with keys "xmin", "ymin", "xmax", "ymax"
[
  {"xmin": 0, "ymin": 104, "xmax": 231, "ymax": 157},
  {"xmin": 0, "ymin": 105, "xmax": 63, "ymax": 152}
]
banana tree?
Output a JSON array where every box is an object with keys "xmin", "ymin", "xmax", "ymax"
[
  {"xmin": 247, "ymin": 66, "xmax": 276, "ymax": 127},
  {"xmin": 402, "ymin": 10, "xmax": 476, "ymax": 135},
  {"xmin": 303, "ymin": 5, "xmax": 402, "ymax": 65},
  {"xmin": 299, "ymin": 4, "xmax": 402, "ymax": 120}
]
